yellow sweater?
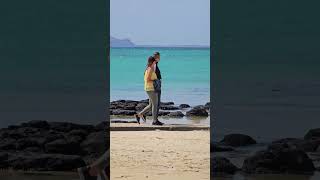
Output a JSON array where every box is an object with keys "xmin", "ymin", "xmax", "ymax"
[{"xmin": 144, "ymin": 69, "xmax": 158, "ymax": 91}]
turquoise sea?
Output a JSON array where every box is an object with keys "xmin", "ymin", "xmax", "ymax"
[{"xmin": 110, "ymin": 47, "xmax": 210, "ymax": 106}]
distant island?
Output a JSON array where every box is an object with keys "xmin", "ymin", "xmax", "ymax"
[
  {"xmin": 110, "ymin": 36, "xmax": 135, "ymax": 47},
  {"xmin": 110, "ymin": 36, "xmax": 209, "ymax": 48}
]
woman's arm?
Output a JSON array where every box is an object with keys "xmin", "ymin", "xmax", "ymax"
[{"xmin": 146, "ymin": 67, "xmax": 153, "ymax": 82}]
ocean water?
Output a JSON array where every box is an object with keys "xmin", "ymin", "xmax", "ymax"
[
  {"xmin": 110, "ymin": 47, "xmax": 210, "ymax": 106},
  {"xmin": 213, "ymin": 0, "xmax": 320, "ymax": 140},
  {"xmin": 0, "ymin": 1, "xmax": 107, "ymax": 128},
  {"xmin": 212, "ymin": 1, "xmax": 320, "ymax": 179}
]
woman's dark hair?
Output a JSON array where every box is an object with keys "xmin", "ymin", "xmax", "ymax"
[
  {"xmin": 147, "ymin": 56, "xmax": 156, "ymax": 67},
  {"xmin": 145, "ymin": 56, "xmax": 156, "ymax": 74}
]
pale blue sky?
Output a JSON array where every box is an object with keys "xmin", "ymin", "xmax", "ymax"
[{"xmin": 110, "ymin": 0, "xmax": 210, "ymax": 46}]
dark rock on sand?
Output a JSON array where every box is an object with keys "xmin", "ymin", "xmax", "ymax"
[
  {"xmin": 111, "ymin": 100, "xmax": 139, "ymax": 106},
  {"xmin": 24, "ymin": 147, "xmax": 42, "ymax": 152},
  {"xmin": 49, "ymin": 122, "xmax": 95, "ymax": 133},
  {"xmin": 43, "ymin": 130, "xmax": 65, "ymax": 143},
  {"xmin": 122, "ymin": 104, "xmax": 136, "ymax": 110},
  {"xmin": 6, "ymin": 127, "xmax": 37, "ymax": 139},
  {"xmin": 95, "ymin": 121, "xmax": 109, "ymax": 131},
  {"xmin": 110, "ymin": 109, "xmax": 136, "ymax": 116},
  {"xmin": 186, "ymin": 105, "xmax": 209, "ymax": 117},
  {"xmin": 135, "ymin": 103, "xmax": 148, "ymax": 111},
  {"xmin": 21, "ymin": 120, "xmax": 50, "ymax": 129},
  {"xmin": 0, "ymin": 152, "xmax": 9, "ymax": 168},
  {"xmin": 160, "ymin": 101, "xmax": 175, "ymax": 106},
  {"xmin": 68, "ymin": 129, "xmax": 89, "ymax": 139},
  {"xmin": 242, "ymin": 143, "xmax": 315, "ymax": 174},
  {"xmin": 146, "ymin": 111, "xmax": 170, "ymax": 116},
  {"xmin": 305, "ymin": 128, "xmax": 320, "ymax": 140},
  {"xmin": 139, "ymin": 99, "xmax": 149, "ymax": 103},
  {"xmin": 110, "ymin": 100, "xmax": 139, "ymax": 110},
  {"xmin": 160, "ymin": 105, "xmax": 179, "ymax": 110},
  {"xmin": 80, "ymin": 131, "xmax": 108, "ymax": 156},
  {"xmin": 212, "ymin": 157, "xmax": 238, "ymax": 175},
  {"xmin": 8, "ymin": 125, "xmax": 20, "ymax": 130},
  {"xmin": 211, "ymin": 143, "xmax": 234, "ymax": 152},
  {"xmin": 167, "ymin": 111, "xmax": 185, "ymax": 118},
  {"xmin": 110, "ymin": 99, "xmax": 212, "ymax": 117},
  {"xmin": 221, "ymin": 134, "xmax": 257, "ymax": 147},
  {"xmin": 5, "ymin": 153, "xmax": 86, "ymax": 171},
  {"xmin": 16, "ymin": 137, "xmax": 46, "ymax": 150},
  {"xmin": 44, "ymin": 138, "xmax": 81, "ymax": 155},
  {"xmin": 179, "ymin": 104, "xmax": 190, "ymax": 109},
  {"xmin": 0, "ymin": 120, "xmax": 109, "ymax": 171},
  {"xmin": 0, "ymin": 138, "xmax": 16, "ymax": 150},
  {"xmin": 110, "ymin": 104, "xmax": 117, "ymax": 109},
  {"xmin": 271, "ymin": 138, "xmax": 320, "ymax": 152},
  {"xmin": 0, "ymin": 129, "xmax": 10, "ymax": 138}
]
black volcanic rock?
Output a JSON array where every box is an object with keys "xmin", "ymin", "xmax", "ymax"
[
  {"xmin": 80, "ymin": 131, "xmax": 107, "ymax": 156},
  {"xmin": 160, "ymin": 102, "xmax": 175, "ymax": 106},
  {"xmin": 167, "ymin": 111, "xmax": 185, "ymax": 118},
  {"xmin": 95, "ymin": 121, "xmax": 109, "ymax": 131},
  {"xmin": 212, "ymin": 157, "xmax": 238, "ymax": 175},
  {"xmin": 68, "ymin": 129, "xmax": 89, "ymax": 139},
  {"xmin": 135, "ymin": 103, "xmax": 148, "ymax": 111},
  {"xmin": 242, "ymin": 143, "xmax": 315, "ymax": 174},
  {"xmin": 146, "ymin": 111, "xmax": 170, "ymax": 116},
  {"xmin": 179, "ymin": 104, "xmax": 190, "ymax": 109},
  {"xmin": 0, "ymin": 120, "xmax": 109, "ymax": 171},
  {"xmin": 220, "ymin": 134, "xmax": 257, "ymax": 147},
  {"xmin": 211, "ymin": 143, "xmax": 234, "ymax": 152},
  {"xmin": 0, "ymin": 138, "xmax": 16, "ymax": 150},
  {"xmin": 44, "ymin": 138, "xmax": 81, "ymax": 155},
  {"xmin": 305, "ymin": 128, "xmax": 320, "ymax": 140},
  {"xmin": 110, "ymin": 109, "xmax": 136, "ymax": 116},
  {"xmin": 0, "ymin": 152, "xmax": 9, "ymax": 168},
  {"xmin": 271, "ymin": 138, "xmax": 320, "ymax": 152},
  {"xmin": 5, "ymin": 153, "xmax": 86, "ymax": 171},
  {"xmin": 160, "ymin": 105, "xmax": 179, "ymax": 110},
  {"xmin": 21, "ymin": 120, "xmax": 50, "ymax": 129},
  {"xmin": 139, "ymin": 99, "xmax": 149, "ymax": 103},
  {"xmin": 186, "ymin": 105, "xmax": 209, "ymax": 117},
  {"xmin": 16, "ymin": 137, "xmax": 46, "ymax": 150},
  {"xmin": 49, "ymin": 122, "xmax": 95, "ymax": 133}
]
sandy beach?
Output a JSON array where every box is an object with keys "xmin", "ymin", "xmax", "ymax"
[{"xmin": 110, "ymin": 130, "xmax": 210, "ymax": 180}]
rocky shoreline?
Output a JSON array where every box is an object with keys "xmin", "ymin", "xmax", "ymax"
[
  {"xmin": 212, "ymin": 130, "xmax": 320, "ymax": 176},
  {"xmin": 0, "ymin": 120, "xmax": 108, "ymax": 171},
  {"xmin": 110, "ymin": 99, "xmax": 210, "ymax": 117}
]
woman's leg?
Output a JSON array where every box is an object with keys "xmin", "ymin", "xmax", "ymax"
[
  {"xmin": 139, "ymin": 92, "xmax": 152, "ymax": 115},
  {"xmin": 148, "ymin": 91, "xmax": 159, "ymax": 123}
]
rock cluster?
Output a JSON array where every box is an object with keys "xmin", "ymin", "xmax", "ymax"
[
  {"xmin": 110, "ymin": 99, "xmax": 210, "ymax": 117},
  {"xmin": 0, "ymin": 120, "xmax": 108, "ymax": 171},
  {"xmin": 213, "ymin": 131, "xmax": 320, "ymax": 176}
]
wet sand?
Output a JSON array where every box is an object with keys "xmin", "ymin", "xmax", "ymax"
[{"xmin": 110, "ymin": 130, "xmax": 210, "ymax": 180}]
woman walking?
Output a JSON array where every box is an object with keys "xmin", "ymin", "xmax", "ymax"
[{"xmin": 135, "ymin": 56, "xmax": 164, "ymax": 125}]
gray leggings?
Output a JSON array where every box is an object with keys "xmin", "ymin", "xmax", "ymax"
[{"xmin": 139, "ymin": 91, "xmax": 159, "ymax": 122}]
